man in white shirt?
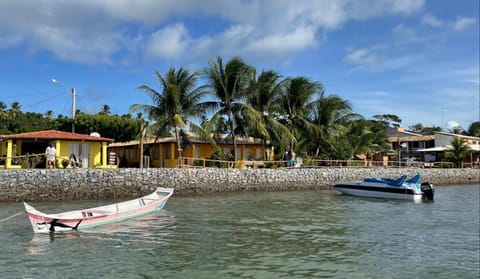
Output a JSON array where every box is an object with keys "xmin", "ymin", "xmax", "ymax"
[{"xmin": 45, "ymin": 143, "xmax": 56, "ymax": 169}]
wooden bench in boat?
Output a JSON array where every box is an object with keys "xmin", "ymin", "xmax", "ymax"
[{"xmin": 81, "ymin": 209, "xmax": 113, "ymax": 217}]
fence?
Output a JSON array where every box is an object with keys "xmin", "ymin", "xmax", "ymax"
[
  {"xmin": 0, "ymin": 153, "xmax": 82, "ymax": 169},
  {"xmin": 0, "ymin": 155, "xmax": 467, "ymax": 170},
  {"xmin": 178, "ymin": 157, "xmax": 460, "ymax": 169}
]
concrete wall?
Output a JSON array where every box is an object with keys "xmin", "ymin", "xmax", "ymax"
[{"xmin": 0, "ymin": 167, "xmax": 478, "ymax": 202}]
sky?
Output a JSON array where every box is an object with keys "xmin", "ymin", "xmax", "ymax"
[{"xmin": 0, "ymin": 0, "xmax": 478, "ymax": 131}]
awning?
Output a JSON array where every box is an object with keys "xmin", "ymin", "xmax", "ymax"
[
  {"xmin": 468, "ymin": 144, "xmax": 480, "ymax": 151},
  {"xmin": 417, "ymin": 146, "xmax": 448, "ymax": 152},
  {"xmin": 417, "ymin": 144, "xmax": 480, "ymax": 152}
]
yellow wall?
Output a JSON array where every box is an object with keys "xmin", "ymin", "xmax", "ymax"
[
  {"xmin": 43, "ymin": 140, "xmax": 107, "ymax": 168},
  {"xmin": 0, "ymin": 137, "xmax": 111, "ymax": 169},
  {"xmin": 108, "ymin": 141, "xmax": 265, "ymax": 168},
  {"xmin": 0, "ymin": 141, "xmax": 5, "ymax": 157}
]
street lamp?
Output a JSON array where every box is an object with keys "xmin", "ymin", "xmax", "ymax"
[{"xmin": 51, "ymin": 79, "xmax": 76, "ymax": 133}]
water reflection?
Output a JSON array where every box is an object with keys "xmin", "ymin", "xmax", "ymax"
[
  {"xmin": 1, "ymin": 186, "xmax": 478, "ymax": 278},
  {"xmin": 24, "ymin": 210, "xmax": 176, "ymax": 257},
  {"xmin": 26, "ymin": 232, "xmax": 81, "ymax": 255}
]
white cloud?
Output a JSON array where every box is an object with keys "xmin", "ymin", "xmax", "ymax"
[
  {"xmin": 346, "ymin": 0, "xmax": 425, "ymax": 20},
  {"xmin": 390, "ymin": 0, "xmax": 425, "ymax": 14},
  {"xmin": 392, "ymin": 23, "xmax": 417, "ymax": 41},
  {"xmin": 0, "ymin": 0, "xmax": 428, "ymax": 65},
  {"xmin": 32, "ymin": 25, "xmax": 123, "ymax": 64},
  {"xmin": 453, "ymin": 17, "xmax": 476, "ymax": 31},
  {"xmin": 399, "ymin": 66, "xmax": 480, "ymax": 85},
  {"xmin": 245, "ymin": 26, "xmax": 317, "ymax": 55},
  {"xmin": 145, "ymin": 23, "xmax": 189, "ymax": 60},
  {"xmin": 421, "ymin": 14, "xmax": 444, "ymax": 27},
  {"xmin": 344, "ymin": 48, "xmax": 381, "ymax": 65}
]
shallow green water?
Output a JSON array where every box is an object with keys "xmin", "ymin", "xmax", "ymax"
[{"xmin": 1, "ymin": 185, "xmax": 479, "ymax": 278}]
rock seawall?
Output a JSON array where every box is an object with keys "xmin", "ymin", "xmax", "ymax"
[{"xmin": 1, "ymin": 168, "xmax": 478, "ymax": 202}]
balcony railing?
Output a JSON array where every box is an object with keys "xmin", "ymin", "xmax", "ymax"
[{"xmin": 177, "ymin": 157, "xmax": 465, "ymax": 169}]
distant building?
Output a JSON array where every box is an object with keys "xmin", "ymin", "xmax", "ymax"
[
  {"xmin": 417, "ymin": 132, "xmax": 480, "ymax": 166},
  {"xmin": 108, "ymin": 133, "xmax": 268, "ymax": 168},
  {"xmin": 387, "ymin": 127, "xmax": 435, "ymax": 162},
  {"xmin": 387, "ymin": 127, "xmax": 480, "ymax": 166}
]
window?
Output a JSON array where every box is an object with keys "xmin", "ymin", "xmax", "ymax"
[
  {"xmin": 256, "ymin": 148, "xmax": 262, "ymax": 160},
  {"xmin": 194, "ymin": 146, "xmax": 200, "ymax": 158},
  {"xmin": 68, "ymin": 143, "xmax": 90, "ymax": 168},
  {"xmin": 152, "ymin": 145, "xmax": 159, "ymax": 160},
  {"xmin": 245, "ymin": 149, "xmax": 252, "ymax": 160},
  {"xmin": 164, "ymin": 145, "xmax": 171, "ymax": 159},
  {"xmin": 236, "ymin": 148, "xmax": 242, "ymax": 160}
]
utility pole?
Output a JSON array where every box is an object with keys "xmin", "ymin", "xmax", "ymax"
[
  {"xmin": 51, "ymin": 79, "xmax": 76, "ymax": 133},
  {"xmin": 139, "ymin": 122, "xmax": 144, "ymax": 169}
]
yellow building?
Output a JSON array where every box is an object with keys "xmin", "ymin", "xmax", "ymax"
[
  {"xmin": 0, "ymin": 130, "xmax": 114, "ymax": 169},
  {"xmin": 108, "ymin": 133, "xmax": 269, "ymax": 168}
]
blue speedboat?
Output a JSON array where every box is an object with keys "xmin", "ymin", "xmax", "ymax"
[{"xmin": 333, "ymin": 174, "xmax": 434, "ymax": 201}]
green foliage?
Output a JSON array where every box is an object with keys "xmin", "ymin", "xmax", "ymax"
[
  {"xmin": 408, "ymin": 123, "xmax": 443, "ymax": 135},
  {"xmin": 1, "ymin": 111, "xmax": 59, "ymax": 134},
  {"xmin": 467, "ymin": 121, "xmax": 480, "ymax": 137},
  {"xmin": 201, "ymin": 56, "xmax": 255, "ymax": 161},
  {"xmin": 131, "ymin": 67, "xmax": 207, "ymax": 157},
  {"xmin": 206, "ymin": 145, "xmax": 229, "ymax": 168},
  {"xmin": 436, "ymin": 162, "xmax": 454, "ymax": 168},
  {"xmin": 71, "ymin": 114, "xmax": 140, "ymax": 142},
  {"xmin": 2, "ymin": 56, "xmax": 478, "ymax": 163},
  {"xmin": 373, "ymin": 114, "xmax": 402, "ymax": 127},
  {"xmin": 0, "ymin": 108, "xmax": 139, "ymax": 142},
  {"xmin": 445, "ymin": 136, "xmax": 472, "ymax": 167}
]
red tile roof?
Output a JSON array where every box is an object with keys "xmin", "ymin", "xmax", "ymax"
[{"xmin": 0, "ymin": 130, "xmax": 114, "ymax": 142}]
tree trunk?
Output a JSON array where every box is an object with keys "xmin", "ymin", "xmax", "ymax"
[
  {"xmin": 228, "ymin": 112, "xmax": 237, "ymax": 162},
  {"xmin": 175, "ymin": 126, "xmax": 182, "ymax": 158}
]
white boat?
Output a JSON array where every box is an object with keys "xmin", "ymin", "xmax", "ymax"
[
  {"xmin": 333, "ymin": 174, "xmax": 434, "ymax": 201},
  {"xmin": 24, "ymin": 187, "xmax": 174, "ymax": 233}
]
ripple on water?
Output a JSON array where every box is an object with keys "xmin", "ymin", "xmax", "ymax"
[{"xmin": 0, "ymin": 186, "xmax": 478, "ymax": 278}]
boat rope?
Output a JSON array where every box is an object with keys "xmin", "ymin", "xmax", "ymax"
[{"xmin": 0, "ymin": 212, "xmax": 23, "ymax": 223}]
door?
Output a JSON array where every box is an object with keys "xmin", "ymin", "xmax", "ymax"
[{"xmin": 69, "ymin": 143, "xmax": 90, "ymax": 168}]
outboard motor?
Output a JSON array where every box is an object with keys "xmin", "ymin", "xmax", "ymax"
[{"xmin": 420, "ymin": 182, "xmax": 434, "ymax": 200}]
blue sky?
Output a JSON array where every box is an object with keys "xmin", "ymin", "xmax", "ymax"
[{"xmin": 0, "ymin": 0, "xmax": 478, "ymax": 131}]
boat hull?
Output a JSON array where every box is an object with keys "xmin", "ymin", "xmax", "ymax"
[
  {"xmin": 333, "ymin": 174, "xmax": 434, "ymax": 201},
  {"xmin": 24, "ymin": 187, "xmax": 174, "ymax": 233},
  {"xmin": 333, "ymin": 182, "xmax": 423, "ymax": 201}
]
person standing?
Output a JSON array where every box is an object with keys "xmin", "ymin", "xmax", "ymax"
[
  {"xmin": 290, "ymin": 149, "xmax": 296, "ymax": 167},
  {"xmin": 45, "ymin": 143, "xmax": 56, "ymax": 169}
]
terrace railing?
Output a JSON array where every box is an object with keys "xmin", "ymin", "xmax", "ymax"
[{"xmin": 177, "ymin": 157, "xmax": 460, "ymax": 169}]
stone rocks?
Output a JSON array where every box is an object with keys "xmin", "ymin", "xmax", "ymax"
[{"xmin": 0, "ymin": 167, "xmax": 478, "ymax": 201}]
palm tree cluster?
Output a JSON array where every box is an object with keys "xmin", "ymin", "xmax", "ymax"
[{"xmin": 131, "ymin": 56, "xmax": 393, "ymax": 162}]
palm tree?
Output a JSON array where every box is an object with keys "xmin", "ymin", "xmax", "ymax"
[
  {"xmin": 131, "ymin": 67, "xmax": 207, "ymax": 158},
  {"xmin": 44, "ymin": 110, "xmax": 54, "ymax": 119},
  {"xmin": 445, "ymin": 136, "xmax": 471, "ymax": 167},
  {"xmin": 309, "ymin": 92, "xmax": 360, "ymax": 157},
  {"xmin": 9, "ymin": 102, "xmax": 21, "ymax": 118},
  {"xmin": 244, "ymin": 70, "xmax": 293, "ymax": 158},
  {"xmin": 346, "ymin": 119, "xmax": 391, "ymax": 162},
  {"xmin": 99, "ymin": 104, "xmax": 111, "ymax": 115},
  {"xmin": 0, "ymin": 101, "xmax": 7, "ymax": 120},
  {"xmin": 201, "ymin": 56, "xmax": 254, "ymax": 161},
  {"xmin": 278, "ymin": 77, "xmax": 322, "ymax": 153},
  {"xmin": 0, "ymin": 101, "xmax": 8, "ymax": 133}
]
